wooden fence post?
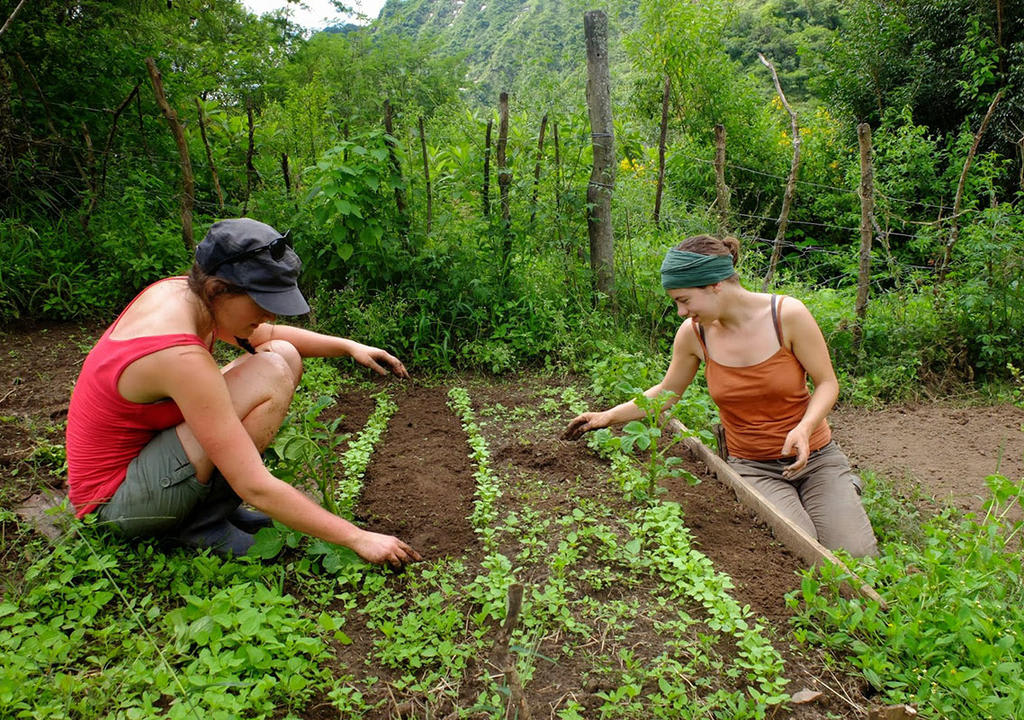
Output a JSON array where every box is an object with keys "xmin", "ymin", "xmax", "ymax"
[
  {"xmin": 195, "ymin": 97, "xmax": 225, "ymax": 211},
  {"xmin": 145, "ymin": 57, "xmax": 194, "ymax": 251},
  {"xmin": 854, "ymin": 122, "xmax": 874, "ymax": 353},
  {"xmin": 483, "ymin": 117, "xmax": 493, "ymax": 218},
  {"xmin": 759, "ymin": 53, "xmax": 800, "ymax": 290},
  {"xmin": 714, "ymin": 123, "xmax": 730, "ymax": 235},
  {"xmin": 243, "ymin": 97, "xmax": 260, "ymax": 215},
  {"xmin": 497, "ymin": 92, "xmax": 512, "ymax": 281},
  {"xmin": 653, "ymin": 75, "xmax": 670, "ymax": 227},
  {"xmin": 937, "ymin": 89, "xmax": 1003, "ymax": 283},
  {"xmin": 529, "ymin": 113, "xmax": 548, "ymax": 224},
  {"xmin": 280, "ymin": 153, "xmax": 291, "ymax": 195},
  {"xmin": 418, "ymin": 115, "xmax": 432, "ymax": 237},
  {"xmin": 383, "ymin": 99, "xmax": 408, "ymax": 224},
  {"xmin": 584, "ymin": 10, "xmax": 616, "ymax": 302}
]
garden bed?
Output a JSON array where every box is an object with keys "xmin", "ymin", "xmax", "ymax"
[{"xmin": 3, "ymin": 321, "xmax": 1021, "ymax": 719}]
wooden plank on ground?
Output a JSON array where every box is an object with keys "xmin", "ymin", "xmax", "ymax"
[{"xmin": 668, "ymin": 418, "xmax": 887, "ymax": 610}]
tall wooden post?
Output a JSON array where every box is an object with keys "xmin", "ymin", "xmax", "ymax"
[
  {"xmin": 584, "ymin": 10, "xmax": 615, "ymax": 302},
  {"xmin": 654, "ymin": 75, "xmax": 670, "ymax": 227},
  {"xmin": 714, "ymin": 124, "xmax": 730, "ymax": 235},
  {"xmin": 483, "ymin": 117, "xmax": 492, "ymax": 218},
  {"xmin": 419, "ymin": 115, "xmax": 432, "ymax": 237},
  {"xmin": 938, "ymin": 89, "xmax": 1002, "ymax": 283},
  {"xmin": 497, "ymin": 92, "xmax": 512, "ymax": 282},
  {"xmin": 759, "ymin": 53, "xmax": 799, "ymax": 290},
  {"xmin": 854, "ymin": 122, "xmax": 874, "ymax": 353},
  {"xmin": 383, "ymin": 99, "xmax": 408, "ymax": 222},
  {"xmin": 195, "ymin": 97, "xmax": 225, "ymax": 211},
  {"xmin": 243, "ymin": 97, "xmax": 260, "ymax": 215},
  {"xmin": 145, "ymin": 57, "xmax": 194, "ymax": 251},
  {"xmin": 530, "ymin": 113, "xmax": 548, "ymax": 224}
]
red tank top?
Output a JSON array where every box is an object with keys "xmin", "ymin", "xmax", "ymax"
[
  {"xmin": 66, "ymin": 279, "xmax": 211, "ymax": 517},
  {"xmin": 693, "ymin": 295, "xmax": 831, "ymax": 461}
]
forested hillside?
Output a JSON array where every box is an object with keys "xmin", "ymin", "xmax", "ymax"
[{"xmin": 1, "ymin": 0, "xmax": 1023, "ymax": 393}]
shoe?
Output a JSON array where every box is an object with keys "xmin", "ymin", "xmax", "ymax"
[
  {"xmin": 172, "ymin": 472, "xmax": 254, "ymax": 557},
  {"xmin": 176, "ymin": 518, "xmax": 256, "ymax": 557},
  {"xmin": 229, "ymin": 506, "xmax": 274, "ymax": 533}
]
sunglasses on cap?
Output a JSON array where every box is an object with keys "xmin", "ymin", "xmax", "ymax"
[{"xmin": 206, "ymin": 231, "xmax": 293, "ymax": 274}]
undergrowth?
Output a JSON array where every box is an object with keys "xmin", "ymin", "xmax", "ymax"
[{"xmin": 791, "ymin": 474, "xmax": 1024, "ymax": 720}]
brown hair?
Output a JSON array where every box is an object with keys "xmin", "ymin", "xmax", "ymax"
[
  {"xmin": 187, "ymin": 262, "xmax": 248, "ymax": 310},
  {"xmin": 674, "ymin": 235, "xmax": 741, "ymax": 283}
]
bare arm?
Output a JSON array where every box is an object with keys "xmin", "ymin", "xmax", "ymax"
[
  {"xmin": 564, "ymin": 320, "xmax": 703, "ymax": 439},
  {"xmin": 780, "ymin": 298, "xmax": 839, "ymax": 476},
  {"xmin": 237, "ymin": 324, "xmax": 409, "ymax": 377},
  {"xmin": 144, "ymin": 347, "xmax": 419, "ymax": 565}
]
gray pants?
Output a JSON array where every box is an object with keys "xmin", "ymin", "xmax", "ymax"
[
  {"xmin": 729, "ymin": 441, "xmax": 878, "ymax": 557},
  {"xmin": 95, "ymin": 427, "xmax": 241, "ymax": 541}
]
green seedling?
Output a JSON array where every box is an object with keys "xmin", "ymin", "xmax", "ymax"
[{"xmin": 594, "ymin": 382, "xmax": 699, "ymax": 499}]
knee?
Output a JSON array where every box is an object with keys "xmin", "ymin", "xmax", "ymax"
[{"xmin": 256, "ymin": 339, "xmax": 302, "ymax": 387}]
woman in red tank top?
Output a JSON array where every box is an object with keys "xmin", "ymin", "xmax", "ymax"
[
  {"xmin": 565, "ymin": 235, "xmax": 877, "ymax": 557},
  {"xmin": 66, "ymin": 218, "xmax": 421, "ymax": 566}
]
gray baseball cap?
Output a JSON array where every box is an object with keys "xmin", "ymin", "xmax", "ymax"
[{"xmin": 195, "ymin": 218, "xmax": 310, "ymax": 316}]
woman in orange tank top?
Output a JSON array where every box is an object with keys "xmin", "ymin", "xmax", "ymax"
[{"xmin": 565, "ymin": 235, "xmax": 877, "ymax": 557}]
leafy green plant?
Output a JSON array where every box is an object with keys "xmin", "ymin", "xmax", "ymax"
[
  {"xmin": 336, "ymin": 391, "xmax": 398, "ymax": 517},
  {"xmin": 268, "ymin": 394, "xmax": 348, "ymax": 514},
  {"xmin": 447, "ymin": 386, "xmax": 503, "ymax": 547},
  {"xmin": 593, "ymin": 384, "xmax": 700, "ymax": 499},
  {"xmin": 791, "ymin": 474, "xmax": 1024, "ymax": 720}
]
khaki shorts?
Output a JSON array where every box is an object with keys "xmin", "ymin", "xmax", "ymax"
[{"xmin": 95, "ymin": 427, "xmax": 212, "ymax": 538}]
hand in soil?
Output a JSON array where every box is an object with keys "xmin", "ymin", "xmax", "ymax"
[
  {"xmin": 353, "ymin": 529, "xmax": 422, "ymax": 567},
  {"xmin": 563, "ymin": 412, "xmax": 605, "ymax": 440},
  {"xmin": 351, "ymin": 343, "xmax": 410, "ymax": 379}
]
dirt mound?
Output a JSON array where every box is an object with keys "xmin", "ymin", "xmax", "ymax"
[{"xmin": 350, "ymin": 383, "xmax": 478, "ymax": 559}]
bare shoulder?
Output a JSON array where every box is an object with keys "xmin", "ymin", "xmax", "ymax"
[
  {"xmin": 673, "ymin": 318, "xmax": 703, "ymax": 359},
  {"xmin": 112, "ymin": 277, "xmax": 199, "ymax": 340},
  {"xmin": 779, "ymin": 295, "xmax": 826, "ymax": 346},
  {"xmin": 119, "ymin": 342, "xmax": 220, "ymax": 403}
]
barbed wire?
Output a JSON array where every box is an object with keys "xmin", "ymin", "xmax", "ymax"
[
  {"xmin": 2, "ymin": 121, "xmax": 992, "ymax": 258},
  {"xmin": 5, "ymin": 98, "xmax": 976, "ymax": 219}
]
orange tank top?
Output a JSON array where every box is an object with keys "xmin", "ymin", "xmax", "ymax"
[{"xmin": 693, "ymin": 295, "xmax": 831, "ymax": 461}]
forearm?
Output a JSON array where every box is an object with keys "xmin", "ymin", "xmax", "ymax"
[
  {"xmin": 253, "ymin": 325, "xmax": 358, "ymax": 359},
  {"xmin": 240, "ymin": 475, "xmax": 363, "ymax": 547},
  {"xmin": 797, "ymin": 377, "xmax": 839, "ymax": 434}
]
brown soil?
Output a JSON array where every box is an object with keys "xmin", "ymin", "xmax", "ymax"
[
  {"xmin": 3, "ymin": 320, "xmax": 1021, "ymax": 718},
  {"xmin": 350, "ymin": 383, "xmax": 478, "ymax": 558},
  {"xmin": 831, "ymin": 404, "xmax": 1024, "ymax": 514}
]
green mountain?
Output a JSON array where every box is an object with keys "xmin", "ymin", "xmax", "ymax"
[{"xmin": 370, "ymin": 0, "xmax": 636, "ymax": 107}]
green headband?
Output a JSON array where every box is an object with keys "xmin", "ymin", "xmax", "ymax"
[{"xmin": 660, "ymin": 249, "xmax": 735, "ymax": 290}]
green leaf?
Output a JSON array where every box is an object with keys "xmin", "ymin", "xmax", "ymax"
[{"xmin": 248, "ymin": 527, "xmax": 284, "ymax": 559}]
